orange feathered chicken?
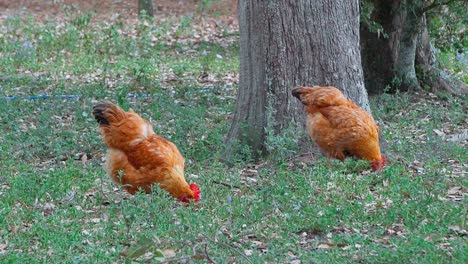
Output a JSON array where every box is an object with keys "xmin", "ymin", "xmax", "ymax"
[
  {"xmin": 292, "ymin": 86, "xmax": 386, "ymax": 170},
  {"xmin": 92, "ymin": 102, "xmax": 200, "ymax": 202}
]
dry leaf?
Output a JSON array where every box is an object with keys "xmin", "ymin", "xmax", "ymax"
[
  {"xmin": 81, "ymin": 153, "xmax": 88, "ymax": 164},
  {"xmin": 447, "ymin": 130, "xmax": 468, "ymax": 142},
  {"xmin": 163, "ymin": 249, "xmax": 176, "ymax": 258},
  {"xmin": 0, "ymin": 242, "xmax": 8, "ymax": 254},
  {"xmin": 433, "ymin": 129, "xmax": 445, "ymax": 137},
  {"xmin": 448, "ymin": 225, "xmax": 467, "ymax": 236},
  {"xmin": 317, "ymin": 243, "xmax": 333, "ymax": 249},
  {"xmin": 447, "ymin": 186, "xmax": 461, "ymax": 195}
]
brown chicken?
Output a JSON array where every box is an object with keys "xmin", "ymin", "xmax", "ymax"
[
  {"xmin": 292, "ymin": 86, "xmax": 386, "ymax": 170},
  {"xmin": 92, "ymin": 102, "xmax": 200, "ymax": 202}
]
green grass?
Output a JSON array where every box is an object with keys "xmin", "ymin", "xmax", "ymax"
[{"xmin": 0, "ymin": 12, "xmax": 466, "ymax": 263}]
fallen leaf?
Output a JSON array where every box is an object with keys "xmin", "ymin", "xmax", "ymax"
[
  {"xmin": 433, "ymin": 129, "xmax": 445, "ymax": 137},
  {"xmin": 35, "ymin": 201, "xmax": 56, "ymax": 216},
  {"xmin": 447, "ymin": 186, "xmax": 461, "ymax": 195},
  {"xmin": 163, "ymin": 249, "xmax": 176, "ymax": 258},
  {"xmin": 447, "ymin": 130, "xmax": 468, "ymax": 142},
  {"xmin": 317, "ymin": 243, "xmax": 333, "ymax": 249},
  {"xmin": 62, "ymin": 191, "xmax": 76, "ymax": 203},
  {"xmin": 89, "ymin": 218, "xmax": 101, "ymax": 223},
  {"xmin": 448, "ymin": 225, "xmax": 467, "ymax": 236},
  {"xmin": 81, "ymin": 153, "xmax": 88, "ymax": 164},
  {"xmin": 0, "ymin": 242, "xmax": 8, "ymax": 254}
]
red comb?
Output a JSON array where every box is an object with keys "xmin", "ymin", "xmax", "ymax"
[
  {"xmin": 372, "ymin": 156, "xmax": 387, "ymax": 171},
  {"xmin": 189, "ymin": 183, "xmax": 201, "ymax": 202}
]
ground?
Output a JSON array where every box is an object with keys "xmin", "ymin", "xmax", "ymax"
[{"xmin": 0, "ymin": 1, "xmax": 466, "ymax": 263}]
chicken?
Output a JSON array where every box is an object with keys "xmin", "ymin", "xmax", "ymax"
[
  {"xmin": 292, "ymin": 86, "xmax": 386, "ymax": 170},
  {"xmin": 92, "ymin": 102, "xmax": 200, "ymax": 202}
]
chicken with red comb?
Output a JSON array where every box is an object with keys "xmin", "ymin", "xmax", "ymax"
[
  {"xmin": 92, "ymin": 102, "xmax": 201, "ymax": 203},
  {"xmin": 292, "ymin": 86, "xmax": 386, "ymax": 171}
]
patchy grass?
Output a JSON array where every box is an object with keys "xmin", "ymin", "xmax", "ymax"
[{"xmin": 0, "ymin": 8, "xmax": 466, "ymax": 264}]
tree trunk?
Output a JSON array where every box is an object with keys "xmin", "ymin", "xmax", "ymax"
[
  {"xmin": 361, "ymin": 0, "xmax": 423, "ymax": 93},
  {"xmin": 223, "ymin": 0, "xmax": 369, "ymax": 161},
  {"xmin": 416, "ymin": 15, "xmax": 467, "ymax": 95},
  {"xmin": 138, "ymin": 0, "xmax": 154, "ymax": 19},
  {"xmin": 361, "ymin": 0, "xmax": 466, "ymax": 95}
]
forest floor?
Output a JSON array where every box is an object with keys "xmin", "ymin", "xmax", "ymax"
[{"xmin": 0, "ymin": 1, "xmax": 466, "ymax": 263}]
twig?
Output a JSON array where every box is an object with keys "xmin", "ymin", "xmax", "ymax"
[
  {"xmin": 212, "ymin": 180, "xmax": 240, "ymax": 189},
  {"xmin": 204, "ymin": 243, "xmax": 217, "ymax": 264},
  {"xmin": 202, "ymin": 234, "xmax": 253, "ymax": 264},
  {"xmin": 159, "ymin": 256, "xmax": 193, "ymax": 263}
]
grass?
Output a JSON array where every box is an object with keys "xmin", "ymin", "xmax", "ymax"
[{"xmin": 0, "ymin": 10, "xmax": 467, "ymax": 264}]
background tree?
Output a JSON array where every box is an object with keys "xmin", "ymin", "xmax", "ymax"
[
  {"xmin": 138, "ymin": 0, "xmax": 154, "ymax": 19},
  {"xmin": 223, "ymin": 0, "xmax": 369, "ymax": 161},
  {"xmin": 360, "ymin": 0, "xmax": 467, "ymax": 94}
]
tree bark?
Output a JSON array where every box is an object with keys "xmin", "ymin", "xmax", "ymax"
[
  {"xmin": 138, "ymin": 0, "xmax": 154, "ymax": 19},
  {"xmin": 361, "ymin": 0, "xmax": 423, "ymax": 93},
  {"xmin": 416, "ymin": 14, "xmax": 467, "ymax": 94},
  {"xmin": 361, "ymin": 0, "xmax": 466, "ymax": 94},
  {"xmin": 223, "ymin": 0, "xmax": 369, "ymax": 161}
]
